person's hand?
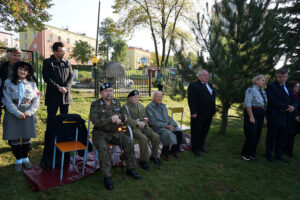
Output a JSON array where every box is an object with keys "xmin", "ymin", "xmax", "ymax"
[
  {"xmin": 18, "ymin": 113, "xmax": 26, "ymax": 120},
  {"xmin": 286, "ymin": 106, "xmax": 295, "ymax": 112},
  {"xmin": 296, "ymin": 116, "xmax": 300, "ymax": 122},
  {"xmin": 249, "ymin": 117, "xmax": 255, "ymax": 124},
  {"xmin": 59, "ymin": 87, "xmax": 67, "ymax": 94},
  {"xmin": 137, "ymin": 121, "xmax": 145, "ymax": 129},
  {"xmin": 264, "ymin": 117, "xmax": 267, "ymax": 125},
  {"xmin": 116, "ymin": 119, "xmax": 122, "ymax": 125},
  {"xmin": 111, "ymin": 115, "xmax": 119, "ymax": 123},
  {"xmin": 166, "ymin": 125, "xmax": 174, "ymax": 132},
  {"xmin": 191, "ymin": 114, "xmax": 197, "ymax": 118}
]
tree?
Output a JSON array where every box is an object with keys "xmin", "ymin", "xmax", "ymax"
[
  {"xmin": 187, "ymin": 0, "xmax": 281, "ymax": 134},
  {"xmin": 98, "ymin": 17, "xmax": 127, "ymax": 63},
  {"xmin": 113, "ymin": 0, "xmax": 194, "ymax": 71},
  {"xmin": 71, "ymin": 40, "xmax": 94, "ymax": 64},
  {"xmin": 0, "ymin": 0, "xmax": 52, "ymax": 32},
  {"xmin": 276, "ymin": 0, "xmax": 300, "ymax": 80}
]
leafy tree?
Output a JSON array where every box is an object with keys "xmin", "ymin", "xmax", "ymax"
[
  {"xmin": 113, "ymin": 0, "xmax": 194, "ymax": 70},
  {"xmin": 0, "ymin": 0, "xmax": 52, "ymax": 32},
  {"xmin": 98, "ymin": 17, "xmax": 127, "ymax": 63},
  {"xmin": 276, "ymin": 0, "xmax": 300, "ymax": 80},
  {"xmin": 71, "ymin": 40, "xmax": 94, "ymax": 64},
  {"xmin": 187, "ymin": 0, "xmax": 281, "ymax": 134}
]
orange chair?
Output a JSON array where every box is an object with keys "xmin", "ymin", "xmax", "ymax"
[{"xmin": 52, "ymin": 120, "xmax": 89, "ymax": 181}]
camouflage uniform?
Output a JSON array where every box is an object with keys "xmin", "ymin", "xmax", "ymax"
[
  {"xmin": 90, "ymin": 98, "xmax": 137, "ymax": 178},
  {"xmin": 122, "ymin": 102, "xmax": 160, "ymax": 161}
]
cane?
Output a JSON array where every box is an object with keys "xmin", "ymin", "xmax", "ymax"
[{"xmin": 117, "ymin": 125, "xmax": 125, "ymax": 180}]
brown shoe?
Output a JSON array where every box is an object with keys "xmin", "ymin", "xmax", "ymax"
[{"xmin": 160, "ymin": 153, "xmax": 170, "ymax": 161}]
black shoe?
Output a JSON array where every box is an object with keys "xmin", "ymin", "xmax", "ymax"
[
  {"xmin": 266, "ymin": 156, "xmax": 274, "ymax": 163},
  {"xmin": 248, "ymin": 156, "xmax": 258, "ymax": 161},
  {"xmin": 126, "ymin": 169, "xmax": 142, "ymax": 180},
  {"xmin": 285, "ymin": 153, "xmax": 293, "ymax": 158},
  {"xmin": 274, "ymin": 157, "xmax": 289, "ymax": 163},
  {"xmin": 150, "ymin": 157, "xmax": 162, "ymax": 166},
  {"xmin": 104, "ymin": 177, "xmax": 114, "ymax": 191},
  {"xmin": 140, "ymin": 161, "xmax": 150, "ymax": 171},
  {"xmin": 193, "ymin": 150, "xmax": 201, "ymax": 157},
  {"xmin": 200, "ymin": 149, "xmax": 208, "ymax": 153}
]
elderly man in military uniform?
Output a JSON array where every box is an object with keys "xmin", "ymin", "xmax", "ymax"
[
  {"xmin": 122, "ymin": 90, "xmax": 161, "ymax": 171},
  {"xmin": 90, "ymin": 83, "xmax": 141, "ymax": 191},
  {"xmin": 146, "ymin": 91, "xmax": 186, "ymax": 161}
]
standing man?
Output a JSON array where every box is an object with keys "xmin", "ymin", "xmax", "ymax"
[
  {"xmin": 188, "ymin": 69, "xmax": 216, "ymax": 157},
  {"xmin": 122, "ymin": 90, "xmax": 161, "ymax": 171},
  {"xmin": 0, "ymin": 48, "xmax": 22, "ymax": 120},
  {"xmin": 90, "ymin": 83, "xmax": 141, "ymax": 191},
  {"xmin": 266, "ymin": 69, "xmax": 296, "ymax": 163},
  {"xmin": 156, "ymin": 70, "xmax": 165, "ymax": 91},
  {"xmin": 40, "ymin": 42, "xmax": 73, "ymax": 168}
]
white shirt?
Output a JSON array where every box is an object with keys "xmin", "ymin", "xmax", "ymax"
[{"xmin": 203, "ymin": 82, "xmax": 213, "ymax": 95}]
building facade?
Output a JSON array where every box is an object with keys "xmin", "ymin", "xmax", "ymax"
[
  {"xmin": 19, "ymin": 25, "xmax": 96, "ymax": 64},
  {"xmin": 0, "ymin": 31, "xmax": 19, "ymax": 48},
  {"xmin": 124, "ymin": 46, "xmax": 150, "ymax": 70}
]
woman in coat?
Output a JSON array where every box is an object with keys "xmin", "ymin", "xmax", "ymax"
[
  {"xmin": 241, "ymin": 75, "xmax": 267, "ymax": 161},
  {"xmin": 2, "ymin": 61, "xmax": 40, "ymax": 171}
]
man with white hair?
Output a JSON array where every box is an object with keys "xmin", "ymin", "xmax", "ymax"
[
  {"xmin": 146, "ymin": 91, "xmax": 186, "ymax": 161},
  {"xmin": 188, "ymin": 69, "xmax": 216, "ymax": 157}
]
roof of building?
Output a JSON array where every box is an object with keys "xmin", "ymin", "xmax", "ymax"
[
  {"xmin": 45, "ymin": 25, "xmax": 96, "ymax": 41},
  {"xmin": 0, "ymin": 31, "xmax": 13, "ymax": 35},
  {"xmin": 128, "ymin": 46, "xmax": 150, "ymax": 53}
]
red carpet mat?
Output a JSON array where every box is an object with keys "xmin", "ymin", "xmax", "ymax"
[{"xmin": 24, "ymin": 134, "xmax": 192, "ymax": 191}]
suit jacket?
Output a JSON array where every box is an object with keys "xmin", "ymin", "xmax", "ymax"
[
  {"xmin": 188, "ymin": 80, "xmax": 216, "ymax": 116},
  {"xmin": 266, "ymin": 81, "xmax": 296, "ymax": 128},
  {"xmin": 42, "ymin": 55, "xmax": 73, "ymax": 105}
]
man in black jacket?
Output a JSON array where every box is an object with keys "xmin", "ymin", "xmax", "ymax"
[
  {"xmin": 0, "ymin": 48, "xmax": 21, "ymax": 121},
  {"xmin": 40, "ymin": 42, "xmax": 73, "ymax": 167},
  {"xmin": 266, "ymin": 69, "xmax": 295, "ymax": 163},
  {"xmin": 188, "ymin": 69, "xmax": 216, "ymax": 157}
]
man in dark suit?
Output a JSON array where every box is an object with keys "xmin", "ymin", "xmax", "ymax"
[
  {"xmin": 266, "ymin": 69, "xmax": 296, "ymax": 163},
  {"xmin": 188, "ymin": 69, "xmax": 216, "ymax": 157}
]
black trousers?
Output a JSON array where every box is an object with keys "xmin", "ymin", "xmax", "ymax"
[
  {"xmin": 266, "ymin": 126, "xmax": 288, "ymax": 159},
  {"xmin": 286, "ymin": 133, "xmax": 296, "ymax": 156},
  {"xmin": 242, "ymin": 108, "xmax": 265, "ymax": 157},
  {"xmin": 157, "ymin": 84, "xmax": 163, "ymax": 91},
  {"xmin": 40, "ymin": 104, "xmax": 69, "ymax": 168},
  {"xmin": 191, "ymin": 114, "xmax": 213, "ymax": 152}
]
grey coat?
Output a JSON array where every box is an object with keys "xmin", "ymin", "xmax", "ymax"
[
  {"xmin": 146, "ymin": 101, "xmax": 186, "ymax": 146},
  {"xmin": 2, "ymin": 79, "xmax": 40, "ymax": 140}
]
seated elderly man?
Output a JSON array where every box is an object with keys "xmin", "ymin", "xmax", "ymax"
[
  {"xmin": 90, "ymin": 83, "xmax": 141, "ymax": 191},
  {"xmin": 146, "ymin": 91, "xmax": 186, "ymax": 161},
  {"xmin": 122, "ymin": 90, "xmax": 161, "ymax": 171}
]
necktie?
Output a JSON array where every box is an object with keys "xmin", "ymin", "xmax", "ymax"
[
  {"xmin": 258, "ymin": 89, "xmax": 266, "ymax": 109},
  {"xmin": 18, "ymin": 82, "xmax": 25, "ymax": 106},
  {"xmin": 281, "ymin": 84, "xmax": 289, "ymax": 95}
]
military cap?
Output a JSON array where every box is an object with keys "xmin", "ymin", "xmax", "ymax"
[
  {"xmin": 128, "ymin": 90, "xmax": 139, "ymax": 98},
  {"xmin": 100, "ymin": 82, "xmax": 113, "ymax": 91}
]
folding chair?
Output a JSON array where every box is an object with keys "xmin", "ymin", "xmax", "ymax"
[
  {"xmin": 168, "ymin": 107, "xmax": 190, "ymax": 131},
  {"xmin": 52, "ymin": 115, "xmax": 89, "ymax": 181}
]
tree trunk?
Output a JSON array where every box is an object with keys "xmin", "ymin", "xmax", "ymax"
[{"xmin": 219, "ymin": 103, "xmax": 230, "ymax": 134}]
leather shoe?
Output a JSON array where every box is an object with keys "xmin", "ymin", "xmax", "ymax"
[
  {"xmin": 266, "ymin": 156, "xmax": 274, "ymax": 163},
  {"xmin": 248, "ymin": 156, "xmax": 258, "ymax": 161},
  {"xmin": 126, "ymin": 169, "xmax": 142, "ymax": 180},
  {"xmin": 150, "ymin": 157, "xmax": 162, "ymax": 166},
  {"xmin": 104, "ymin": 177, "xmax": 114, "ymax": 190},
  {"xmin": 173, "ymin": 152, "xmax": 180, "ymax": 159},
  {"xmin": 140, "ymin": 161, "xmax": 150, "ymax": 171},
  {"xmin": 160, "ymin": 153, "xmax": 170, "ymax": 161},
  {"xmin": 200, "ymin": 149, "xmax": 208, "ymax": 153},
  {"xmin": 274, "ymin": 157, "xmax": 289, "ymax": 163},
  {"xmin": 193, "ymin": 151, "xmax": 201, "ymax": 157}
]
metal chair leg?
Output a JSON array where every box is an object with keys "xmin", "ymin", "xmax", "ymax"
[
  {"xmin": 52, "ymin": 146, "xmax": 56, "ymax": 169},
  {"xmin": 112, "ymin": 145, "xmax": 117, "ymax": 166},
  {"xmin": 73, "ymin": 151, "xmax": 76, "ymax": 167},
  {"xmin": 60, "ymin": 152, "xmax": 65, "ymax": 181},
  {"xmin": 94, "ymin": 150, "xmax": 98, "ymax": 172},
  {"xmin": 82, "ymin": 149, "xmax": 88, "ymax": 176}
]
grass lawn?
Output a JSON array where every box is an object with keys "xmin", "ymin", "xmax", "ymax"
[{"xmin": 0, "ymin": 90, "xmax": 299, "ymax": 200}]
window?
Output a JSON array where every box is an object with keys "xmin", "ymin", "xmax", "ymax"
[
  {"xmin": 33, "ymin": 33, "xmax": 37, "ymax": 38},
  {"xmin": 3, "ymin": 39, "xmax": 8, "ymax": 45},
  {"xmin": 24, "ymin": 43, "xmax": 28, "ymax": 50},
  {"xmin": 33, "ymin": 43, "xmax": 37, "ymax": 49},
  {"xmin": 50, "ymin": 34, "xmax": 53, "ymax": 42},
  {"xmin": 24, "ymin": 33, "xmax": 27, "ymax": 40},
  {"xmin": 58, "ymin": 36, "xmax": 61, "ymax": 42},
  {"xmin": 67, "ymin": 48, "xmax": 71, "ymax": 53},
  {"xmin": 67, "ymin": 38, "xmax": 70, "ymax": 44}
]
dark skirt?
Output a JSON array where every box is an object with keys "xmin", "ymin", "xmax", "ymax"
[{"xmin": 3, "ymin": 104, "xmax": 37, "ymax": 140}]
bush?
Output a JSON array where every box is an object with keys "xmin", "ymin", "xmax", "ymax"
[
  {"xmin": 80, "ymin": 77, "xmax": 92, "ymax": 83},
  {"xmin": 165, "ymin": 77, "xmax": 186, "ymax": 101}
]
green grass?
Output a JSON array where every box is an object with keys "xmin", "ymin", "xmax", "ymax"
[{"xmin": 0, "ymin": 91, "xmax": 299, "ymax": 200}]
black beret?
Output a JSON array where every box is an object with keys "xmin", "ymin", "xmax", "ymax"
[
  {"xmin": 128, "ymin": 90, "xmax": 139, "ymax": 98},
  {"xmin": 100, "ymin": 83, "xmax": 113, "ymax": 91}
]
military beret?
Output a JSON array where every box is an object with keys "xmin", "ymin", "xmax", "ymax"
[
  {"xmin": 128, "ymin": 90, "xmax": 139, "ymax": 98},
  {"xmin": 100, "ymin": 83, "xmax": 113, "ymax": 91}
]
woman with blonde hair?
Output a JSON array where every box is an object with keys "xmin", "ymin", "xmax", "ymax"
[{"xmin": 241, "ymin": 75, "xmax": 267, "ymax": 161}]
